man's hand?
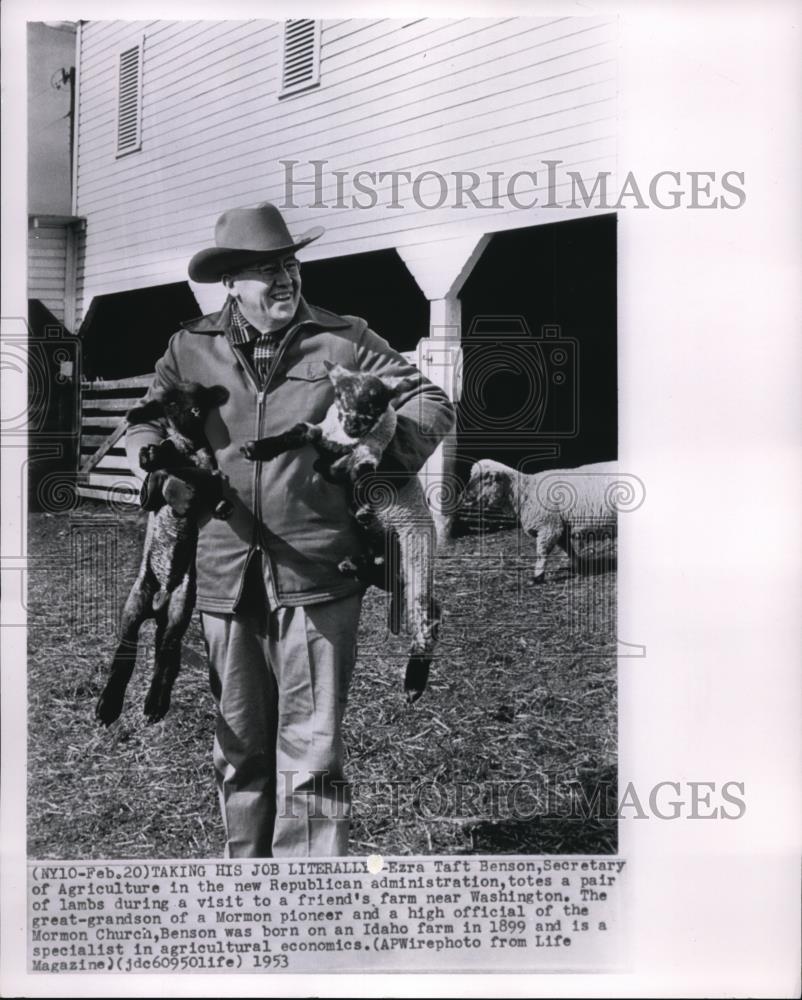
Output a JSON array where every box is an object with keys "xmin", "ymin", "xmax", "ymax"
[
  {"xmin": 139, "ymin": 470, "xmax": 199, "ymax": 517},
  {"xmin": 162, "ymin": 475, "xmax": 199, "ymax": 516}
]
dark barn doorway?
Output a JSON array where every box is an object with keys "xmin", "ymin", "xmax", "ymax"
[
  {"xmin": 300, "ymin": 248, "xmax": 429, "ymax": 354},
  {"xmin": 457, "ymin": 214, "xmax": 617, "ymax": 479},
  {"xmin": 79, "ymin": 281, "xmax": 201, "ymax": 380},
  {"xmin": 27, "ymin": 300, "xmax": 81, "ymax": 511}
]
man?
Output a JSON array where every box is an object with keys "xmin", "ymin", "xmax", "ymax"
[{"xmin": 126, "ymin": 203, "xmax": 455, "ymax": 858}]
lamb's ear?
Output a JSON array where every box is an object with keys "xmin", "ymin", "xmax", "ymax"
[
  {"xmin": 494, "ymin": 470, "xmax": 514, "ymax": 506},
  {"xmin": 126, "ymin": 399, "xmax": 165, "ymax": 424},
  {"xmin": 383, "ymin": 374, "xmax": 417, "ymax": 396},
  {"xmin": 203, "ymin": 385, "xmax": 229, "ymax": 408}
]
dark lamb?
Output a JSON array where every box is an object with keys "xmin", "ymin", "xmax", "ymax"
[{"xmin": 95, "ymin": 382, "xmax": 231, "ymax": 725}]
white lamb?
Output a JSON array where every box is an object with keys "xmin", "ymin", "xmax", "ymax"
[
  {"xmin": 240, "ymin": 362, "xmax": 440, "ymax": 702},
  {"xmin": 452, "ymin": 459, "xmax": 619, "ymax": 581}
]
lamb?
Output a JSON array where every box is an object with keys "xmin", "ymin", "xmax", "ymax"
[
  {"xmin": 240, "ymin": 361, "xmax": 440, "ymax": 703},
  {"xmin": 450, "ymin": 459, "xmax": 619, "ymax": 582},
  {"xmin": 95, "ymin": 382, "xmax": 231, "ymax": 726}
]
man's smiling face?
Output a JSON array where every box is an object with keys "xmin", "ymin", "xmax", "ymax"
[{"xmin": 224, "ymin": 255, "xmax": 302, "ymax": 331}]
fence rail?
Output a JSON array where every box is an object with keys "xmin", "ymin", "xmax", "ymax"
[{"xmin": 77, "ymin": 374, "xmax": 153, "ymax": 504}]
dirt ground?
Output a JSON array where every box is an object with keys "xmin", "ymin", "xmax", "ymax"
[{"xmin": 26, "ymin": 504, "xmax": 617, "ymax": 859}]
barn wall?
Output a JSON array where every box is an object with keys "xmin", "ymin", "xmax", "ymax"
[{"xmin": 74, "ymin": 17, "xmax": 616, "ymax": 313}]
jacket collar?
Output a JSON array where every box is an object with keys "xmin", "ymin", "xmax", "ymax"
[{"xmin": 179, "ymin": 296, "xmax": 352, "ymax": 336}]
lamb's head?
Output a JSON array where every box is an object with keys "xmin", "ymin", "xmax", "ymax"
[
  {"xmin": 450, "ymin": 459, "xmax": 518, "ymax": 537},
  {"xmin": 127, "ymin": 382, "xmax": 229, "ymax": 439},
  {"xmin": 324, "ymin": 362, "xmax": 415, "ymax": 438}
]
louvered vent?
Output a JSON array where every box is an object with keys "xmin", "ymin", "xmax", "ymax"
[
  {"xmin": 116, "ymin": 42, "xmax": 142, "ymax": 156},
  {"xmin": 280, "ymin": 20, "xmax": 320, "ymax": 96}
]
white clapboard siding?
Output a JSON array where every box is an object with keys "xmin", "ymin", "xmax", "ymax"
[
  {"xmin": 78, "ymin": 18, "xmax": 596, "ymax": 174},
  {"xmin": 76, "ymin": 20, "xmax": 604, "ymax": 189},
  {"xmin": 75, "ymin": 17, "xmax": 617, "ymax": 308},
  {"xmin": 28, "ymin": 224, "xmax": 68, "ymax": 322},
  {"xmin": 74, "ymin": 225, "xmax": 87, "ymax": 329},
  {"xmin": 80, "ymin": 54, "xmax": 616, "ymax": 210}
]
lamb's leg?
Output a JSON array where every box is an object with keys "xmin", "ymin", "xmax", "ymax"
[
  {"xmin": 564, "ymin": 526, "xmax": 585, "ymax": 575},
  {"xmin": 384, "ymin": 528, "xmax": 404, "ymax": 635},
  {"xmin": 398, "ymin": 525, "xmax": 439, "ymax": 703},
  {"xmin": 527, "ymin": 521, "xmax": 564, "ymax": 584},
  {"xmin": 139, "ymin": 439, "xmax": 183, "ymax": 472},
  {"xmin": 320, "ymin": 449, "xmax": 361, "ymax": 485},
  {"xmin": 95, "ymin": 570, "xmax": 156, "ymax": 725},
  {"xmin": 143, "ymin": 568, "xmax": 195, "ymax": 723},
  {"xmin": 140, "ymin": 469, "xmax": 168, "ymax": 511},
  {"xmin": 348, "ymin": 444, "xmax": 380, "ymax": 481},
  {"xmin": 240, "ymin": 423, "xmax": 320, "ymax": 461},
  {"xmin": 171, "ymin": 467, "xmax": 233, "ymax": 520},
  {"xmin": 313, "ymin": 457, "xmax": 339, "ymax": 483}
]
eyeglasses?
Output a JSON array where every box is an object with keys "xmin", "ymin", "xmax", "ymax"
[{"xmin": 239, "ymin": 259, "xmax": 300, "ymax": 280}]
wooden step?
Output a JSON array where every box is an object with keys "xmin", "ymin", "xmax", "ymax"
[
  {"xmin": 82, "ymin": 396, "xmax": 142, "ymax": 413},
  {"xmin": 77, "ymin": 485, "xmax": 139, "ymax": 505},
  {"xmin": 82, "ymin": 471, "xmax": 139, "ymax": 490},
  {"xmin": 80, "ymin": 415, "xmax": 127, "ymax": 430},
  {"xmin": 88, "ymin": 454, "xmax": 132, "ymax": 473},
  {"xmin": 80, "ymin": 375, "xmax": 154, "ymax": 391},
  {"xmin": 78, "ymin": 375, "xmax": 155, "ymax": 486},
  {"xmin": 81, "ymin": 436, "xmax": 125, "ymax": 450}
]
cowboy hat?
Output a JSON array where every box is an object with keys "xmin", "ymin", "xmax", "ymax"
[{"xmin": 188, "ymin": 202, "xmax": 324, "ymax": 283}]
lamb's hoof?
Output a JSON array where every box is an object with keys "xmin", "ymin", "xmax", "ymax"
[
  {"xmin": 405, "ymin": 685, "xmax": 425, "ymax": 704},
  {"xmin": 240, "ymin": 441, "xmax": 258, "ymax": 461},
  {"xmin": 139, "ymin": 445, "xmax": 160, "ymax": 472},
  {"xmin": 353, "ymin": 460, "xmax": 377, "ymax": 480},
  {"xmin": 337, "ymin": 557, "xmax": 360, "ymax": 577},
  {"xmin": 404, "ymin": 656, "xmax": 430, "ymax": 704},
  {"xmin": 213, "ymin": 499, "xmax": 233, "ymax": 520},
  {"xmin": 95, "ymin": 687, "xmax": 124, "ymax": 727},
  {"xmin": 354, "ymin": 506, "xmax": 374, "ymax": 527},
  {"xmin": 144, "ymin": 687, "xmax": 170, "ymax": 724}
]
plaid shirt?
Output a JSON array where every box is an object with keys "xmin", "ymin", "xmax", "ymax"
[{"xmin": 227, "ymin": 298, "xmax": 290, "ymax": 388}]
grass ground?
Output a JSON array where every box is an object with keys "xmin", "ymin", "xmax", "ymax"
[{"xmin": 27, "ymin": 504, "xmax": 617, "ymax": 859}]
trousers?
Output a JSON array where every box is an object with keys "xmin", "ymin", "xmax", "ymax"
[{"xmin": 200, "ymin": 591, "xmax": 362, "ymax": 858}]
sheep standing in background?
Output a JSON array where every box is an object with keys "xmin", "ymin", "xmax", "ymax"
[
  {"xmin": 241, "ymin": 362, "xmax": 440, "ymax": 703},
  {"xmin": 451, "ymin": 459, "xmax": 619, "ymax": 582}
]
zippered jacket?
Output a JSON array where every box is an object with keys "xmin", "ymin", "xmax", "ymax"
[{"xmin": 125, "ymin": 297, "xmax": 456, "ymax": 612}]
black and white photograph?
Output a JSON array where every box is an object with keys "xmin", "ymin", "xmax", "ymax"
[
  {"xmin": 24, "ymin": 15, "xmax": 622, "ymax": 863},
  {"xmin": 2, "ymin": 1, "xmax": 800, "ymax": 996}
]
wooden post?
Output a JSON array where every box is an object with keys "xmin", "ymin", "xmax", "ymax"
[{"xmin": 397, "ymin": 238, "xmax": 490, "ymax": 544}]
